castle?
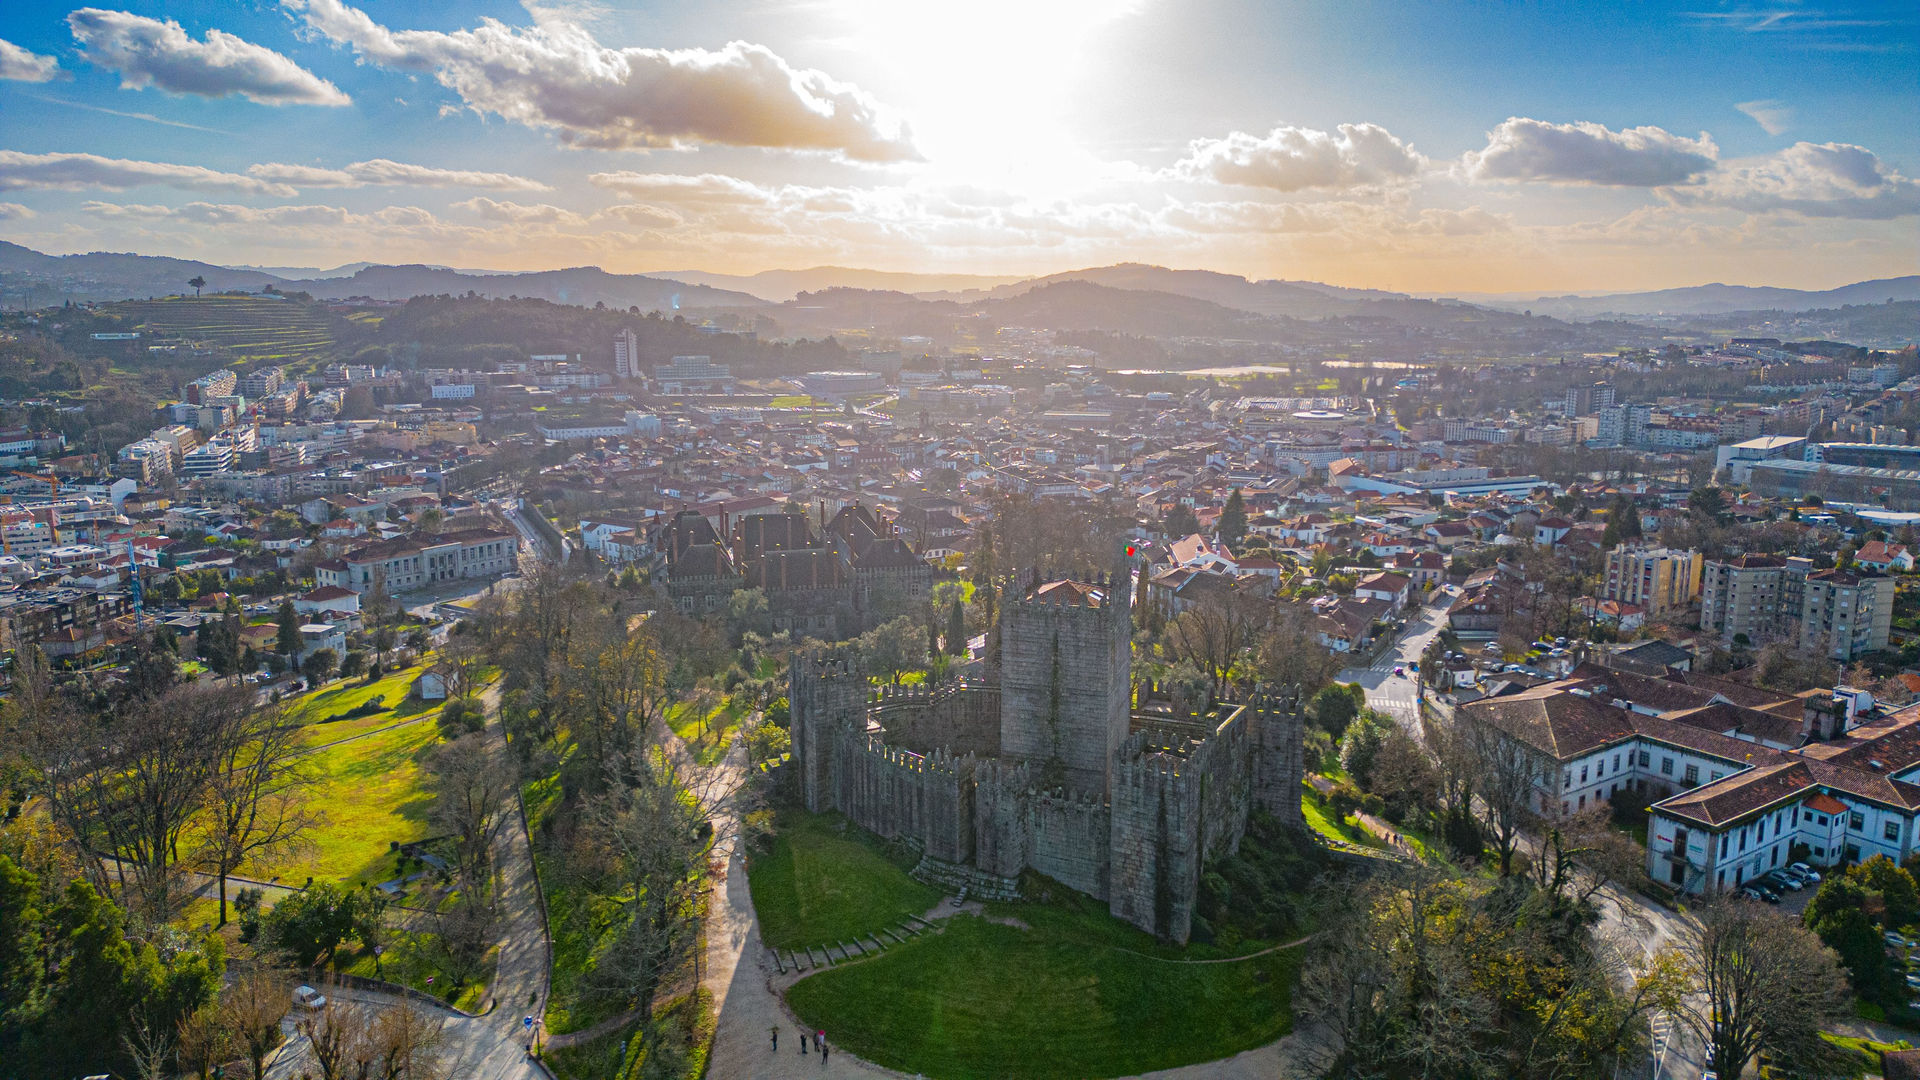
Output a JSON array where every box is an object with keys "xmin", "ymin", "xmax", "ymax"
[{"xmin": 790, "ymin": 568, "xmax": 1305, "ymax": 943}]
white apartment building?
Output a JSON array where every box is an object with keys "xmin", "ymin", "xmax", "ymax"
[{"xmin": 316, "ymin": 528, "xmax": 519, "ymax": 594}]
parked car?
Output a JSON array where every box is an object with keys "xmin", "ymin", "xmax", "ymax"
[
  {"xmin": 293, "ymin": 985, "xmax": 328, "ymax": 1010},
  {"xmin": 1764, "ymin": 870, "xmax": 1803, "ymax": 891},
  {"xmin": 1789, "ymin": 862, "xmax": 1822, "ymax": 883},
  {"xmin": 1393, "ymin": 666, "xmax": 1406, "ymax": 677},
  {"xmin": 1885, "ymin": 931, "xmax": 1911, "ymax": 949}
]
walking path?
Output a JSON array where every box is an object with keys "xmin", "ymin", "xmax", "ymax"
[
  {"xmin": 268, "ymin": 687, "xmax": 553, "ymax": 1080},
  {"xmin": 685, "ymin": 730, "xmax": 1312, "ymax": 1079}
]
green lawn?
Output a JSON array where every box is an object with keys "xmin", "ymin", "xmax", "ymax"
[
  {"xmin": 1300, "ymin": 791, "xmax": 1380, "ymax": 850},
  {"xmin": 251, "ymin": 716, "xmax": 440, "ymax": 888},
  {"xmin": 748, "ymin": 811, "xmax": 940, "ymax": 950},
  {"xmin": 286, "ymin": 662, "xmax": 436, "ymax": 736},
  {"xmin": 786, "ymin": 913, "xmax": 1302, "ymax": 1079}
]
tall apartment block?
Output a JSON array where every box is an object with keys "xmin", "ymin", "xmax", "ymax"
[{"xmin": 1602, "ymin": 546, "xmax": 1703, "ymax": 617}]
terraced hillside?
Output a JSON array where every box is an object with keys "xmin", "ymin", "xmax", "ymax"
[{"xmin": 109, "ymin": 294, "xmax": 351, "ymax": 369}]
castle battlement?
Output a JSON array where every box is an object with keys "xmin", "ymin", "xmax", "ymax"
[{"xmin": 787, "ymin": 563, "xmax": 1302, "ymax": 945}]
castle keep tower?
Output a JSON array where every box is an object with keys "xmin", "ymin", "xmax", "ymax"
[
  {"xmin": 785, "ymin": 563, "xmax": 1307, "ymax": 944},
  {"xmin": 997, "ymin": 570, "xmax": 1134, "ymax": 797}
]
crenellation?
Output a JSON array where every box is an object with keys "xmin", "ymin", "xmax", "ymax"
[{"xmin": 789, "ymin": 564, "xmax": 1306, "ymax": 944}]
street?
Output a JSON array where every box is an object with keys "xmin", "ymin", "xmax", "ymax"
[{"xmin": 1337, "ymin": 591, "xmax": 1449, "ymax": 732}]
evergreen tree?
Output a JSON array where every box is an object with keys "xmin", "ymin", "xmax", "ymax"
[
  {"xmin": 945, "ymin": 596, "xmax": 967, "ymax": 655},
  {"xmin": 275, "ymin": 599, "xmax": 301, "ymax": 656},
  {"xmin": 1219, "ymin": 488, "xmax": 1248, "ymax": 548}
]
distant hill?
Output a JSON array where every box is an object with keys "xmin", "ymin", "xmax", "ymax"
[
  {"xmin": 1472, "ymin": 277, "xmax": 1920, "ymax": 317},
  {"xmin": 0, "ymin": 241, "xmax": 765, "ymax": 311},
  {"xmin": 964, "ymin": 263, "xmax": 1408, "ymax": 318},
  {"xmin": 285, "ymin": 264, "xmax": 765, "ymax": 311},
  {"xmin": 653, "ymin": 265, "xmax": 1027, "ymax": 302}
]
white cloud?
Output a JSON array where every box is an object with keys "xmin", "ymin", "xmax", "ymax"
[
  {"xmin": 451, "ymin": 196, "xmax": 584, "ymax": 225},
  {"xmin": 68, "ymin": 9, "xmax": 348, "ymax": 106},
  {"xmin": 249, "ymin": 158, "xmax": 549, "ymax": 191},
  {"xmin": 283, "ymin": 0, "xmax": 916, "ymax": 160},
  {"xmin": 80, "ymin": 200, "xmax": 355, "ymax": 226},
  {"xmin": 1735, "ymin": 99, "xmax": 1792, "ymax": 137},
  {"xmin": 0, "ymin": 151, "xmax": 297, "ymax": 196},
  {"xmin": 594, "ymin": 202, "xmax": 681, "ymax": 227},
  {"xmin": 1670, "ymin": 142, "xmax": 1920, "ymax": 219},
  {"xmin": 0, "ymin": 202, "xmax": 36, "ymax": 220},
  {"xmin": 587, "ymin": 171, "xmax": 776, "ymax": 204},
  {"xmin": 1174, "ymin": 122, "xmax": 1426, "ymax": 192},
  {"xmin": 0, "ymin": 38, "xmax": 62, "ymax": 82},
  {"xmin": 1460, "ymin": 117, "xmax": 1718, "ymax": 186}
]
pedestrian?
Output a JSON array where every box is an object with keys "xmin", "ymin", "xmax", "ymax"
[
  {"xmin": 801, "ymin": 1030, "xmax": 809, "ymax": 1054},
  {"xmin": 771, "ymin": 1026, "xmax": 778, "ymax": 1051},
  {"xmin": 822, "ymin": 1038, "xmax": 830, "ymax": 1065}
]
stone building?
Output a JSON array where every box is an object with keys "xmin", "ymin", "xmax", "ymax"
[{"xmin": 790, "ymin": 567, "xmax": 1305, "ymax": 943}]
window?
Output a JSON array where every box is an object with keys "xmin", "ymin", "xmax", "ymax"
[
  {"xmin": 1719, "ymin": 835, "xmax": 1728, "ymax": 858},
  {"xmin": 1637, "ymin": 750, "xmax": 1651, "ymax": 768},
  {"xmin": 1563, "ymin": 769, "xmax": 1572, "ymax": 790},
  {"xmin": 1684, "ymin": 764, "xmax": 1699, "ymax": 785},
  {"xmin": 1580, "ymin": 766, "xmax": 1588, "ymax": 784},
  {"xmin": 1613, "ymin": 753, "xmax": 1621, "ymax": 772},
  {"xmin": 1578, "ymin": 795, "xmax": 1586, "ymax": 810},
  {"xmin": 1887, "ymin": 821, "xmax": 1902, "ymax": 843},
  {"xmin": 1851, "ymin": 811, "xmax": 1865, "ymax": 832},
  {"xmin": 1848, "ymin": 844, "xmax": 1861, "ymax": 862},
  {"xmin": 1673, "ymin": 828, "xmax": 1689, "ymax": 855},
  {"xmin": 1661, "ymin": 757, "xmax": 1675, "ymax": 776}
]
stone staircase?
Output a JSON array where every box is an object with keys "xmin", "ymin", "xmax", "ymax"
[{"xmin": 910, "ymin": 854, "xmax": 1024, "ymax": 903}]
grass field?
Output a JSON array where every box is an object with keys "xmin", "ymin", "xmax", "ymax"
[
  {"xmin": 786, "ymin": 908, "xmax": 1303, "ymax": 1079},
  {"xmin": 748, "ymin": 811, "xmax": 940, "ymax": 950},
  {"xmin": 250, "ymin": 715, "xmax": 440, "ymax": 889},
  {"xmin": 285, "ymin": 662, "xmax": 436, "ymax": 732}
]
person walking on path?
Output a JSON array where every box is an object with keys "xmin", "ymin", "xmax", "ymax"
[
  {"xmin": 801, "ymin": 1031, "xmax": 809, "ymax": 1054},
  {"xmin": 770, "ymin": 1026, "xmax": 778, "ymax": 1052},
  {"xmin": 819, "ymin": 1032, "xmax": 829, "ymax": 1066}
]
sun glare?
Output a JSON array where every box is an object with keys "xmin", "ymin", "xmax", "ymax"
[{"xmin": 832, "ymin": 0, "xmax": 1145, "ymax": 198}]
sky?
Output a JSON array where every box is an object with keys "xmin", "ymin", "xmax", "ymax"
[{"xmin": 0, "ymin": 0, "xmax": 1915, "ymax": 293}]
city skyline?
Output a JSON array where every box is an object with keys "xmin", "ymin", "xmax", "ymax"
[{"xmin": 0, "ymin": 0, "xmax": 1916, "ymax": 292}]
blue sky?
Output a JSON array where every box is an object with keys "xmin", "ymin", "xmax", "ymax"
[{"xmin": 0, "ymin": 0, "xmax": 1915, "ymax": 291}]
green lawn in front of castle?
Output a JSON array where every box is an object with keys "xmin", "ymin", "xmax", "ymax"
[
  {"xmin": 785, "ymin": 901, "xmax": 1303, "ymax": 1079},
  {"xmin": 749, "ymin": 810, "xmax": 942, "ymax": 949}
]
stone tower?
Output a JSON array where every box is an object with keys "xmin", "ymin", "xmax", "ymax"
[
  {"xmin": 1246, "ymin": 687, "xmax": 1307, "ymax": 827},
  {"xmin": 789, "ymin": 652, "xmax": 864, "ymax": 813},
  {"xmin": 997, "ymin": 569, "xmax": 1134, "ymax": 796}
]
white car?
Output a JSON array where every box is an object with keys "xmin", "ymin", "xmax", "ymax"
[
  {"xmin": 1789, "ymin": 862, "xmax": 1822, "ymax": 883},
  {"xmin": 293, "ymin": 985, "xmax": 328, "ymax": 1010}
]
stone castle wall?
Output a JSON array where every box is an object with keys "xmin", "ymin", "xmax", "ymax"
[
  {"xmin": 1108, "ymin": 753, "xmax": 1200, "ymax": 943},
  {"xmin": 787, "ymin": 571, "xmax": 1309, "ymax": 946},
  {"xmin": 872, "ymin": 683, "xmax": 1003, "ymax": 758},
  {"xmin": 997, "ymin": 574, "xmax": 1132, "ymax": 795}
]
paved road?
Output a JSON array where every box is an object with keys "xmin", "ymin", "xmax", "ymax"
[
  {"xmin": 264, "ymin": 685, "xmax": 553, "ymax": 1080},
  {"xmin": 1337, "ymin": 594, "xmax": 1448, "ymax": 731},
  {"xmin": 265, "ymin": 983, "xmax": 548, "ymax": 1080}
]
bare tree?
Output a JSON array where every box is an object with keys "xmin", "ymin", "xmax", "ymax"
[
  {"xmin": 296, "ymin": 987, "xmax": 448, "ymax": 1080},
  {"xmin": 175, "ymin": 1005, "xmax": 235, "ymax": 1080},
  {"xmin": 428, "ymin": 733, "xmax": 513, "ymax": 891},
  {"xmin": 1458, "ymin": 713, "xmax": 1549, "ymax": 878},
  {"xmin": 220, "ymin": 965, "xmax": 290, "ymax": 1080},
  {"xmin": 431, "ymin": 632, "xmax": 486, "ymax": 704},
  {"xmin": 1668, "ymin": 897, "xmax": 1853, "ymax": 1079},
  {"xmin": 200, "ymin": 701, "xmax": 318, "ymax": 925},
  {"xmin": 582, "ymin": 749, "xmax": 737, "ymax": 1022},
  {"xmin": 23, "ymin": 679, "xmax": 255, "ymax": 915},
  {"xmin": 1164, "ymin": 590, "xmax": 1266, "ymax": 695},
  {"xmin": 122, "ymin": 1014, "xmax": 174, "ymax": 1080}
]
